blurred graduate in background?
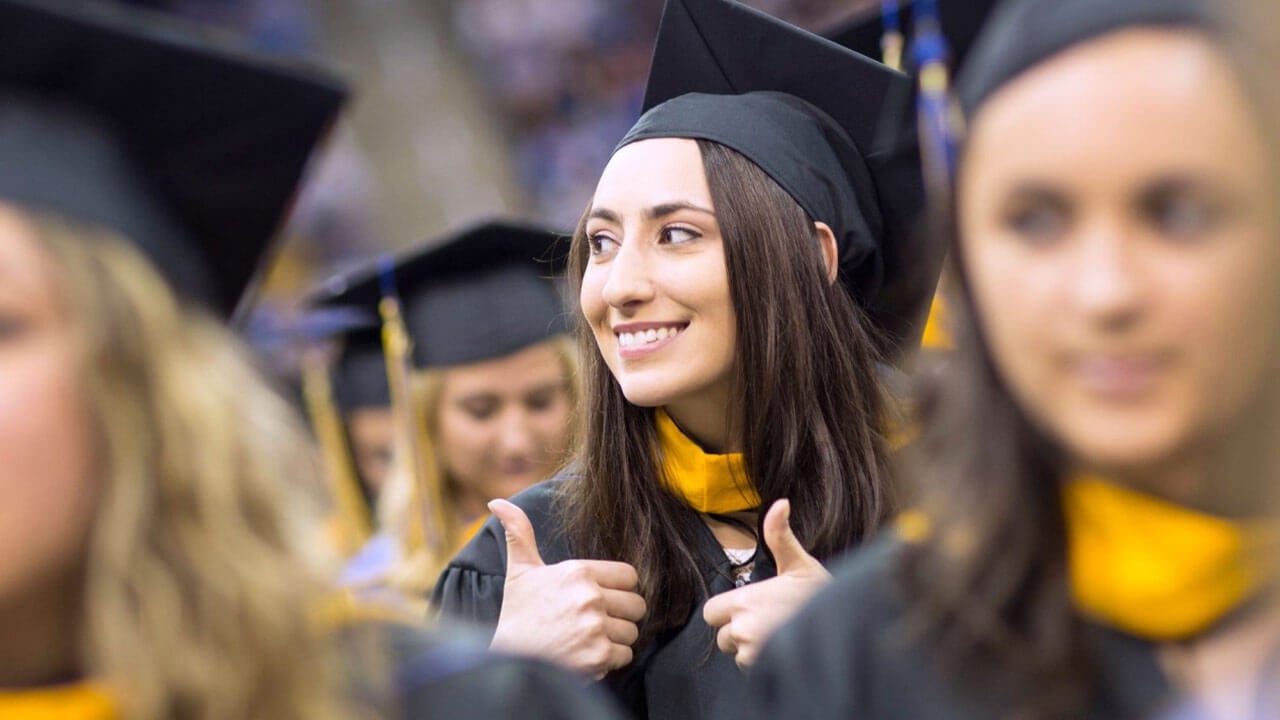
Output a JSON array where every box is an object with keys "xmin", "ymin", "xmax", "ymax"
[{"xmin": 312, "ymin": 221, "xmax": 578, "ymax": 599}]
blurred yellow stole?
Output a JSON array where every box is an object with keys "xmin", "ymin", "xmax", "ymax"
[
  {"xmin": 1065, "ymin": 475, "xmax": 1278, "ymax": 640},
  {"xmin": 656, "ymin": 408, "xmax": 759, "ymax": 514},
  {"xmin": 0, "ymin": 683, "xmax": 115, "ymax": 720},
  {"xmin": 895, "ymin": 476, "xmax": 1278, "ymax": 640}
]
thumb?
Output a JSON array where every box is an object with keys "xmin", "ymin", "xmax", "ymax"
[
  {"xmin": 489, "ymin": 499, "xmax": 545, "ymax": 571},
  {"xmin": 763, "ymin": 499, "xmax": 820, "ymax": 575}
]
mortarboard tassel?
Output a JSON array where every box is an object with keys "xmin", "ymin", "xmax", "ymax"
[
  {"xmin": 912, "ymin": 0, "xmax": 964, "ymax": 194},
  {"xmin": 300, "ymin": 346, "xmax": 374, "ymax": 555},
  {"xmin": 376, "ymin": 259, "xmax": 458, "ymax": 568},
  {"xmin": 880, "ymin": 0, "xmax": 905, "ymax": 71},
  {"xmin": 913, "ymin": 0, "xmax": 963, "ymax": 350}
]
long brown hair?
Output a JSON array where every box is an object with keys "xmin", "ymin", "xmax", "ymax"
[
  {"xmin": 901, "ymin": 199, "xmax": 1083, "ymax": 716},
  {"xmin": 563, "ymin": 139, "xmax": 893, "ymax": 643}
]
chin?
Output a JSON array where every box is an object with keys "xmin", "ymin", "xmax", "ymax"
[
  {"xmin": 1055, "ymin": 420, "xmax": 1187, "ymax": 476},
  {"xmin": 487, "ymin": 475, "xmax": 543, "ymax": 501},
  {"xmin": 615, "ymin": 374, "xmax": 681, "ymax": 408}
]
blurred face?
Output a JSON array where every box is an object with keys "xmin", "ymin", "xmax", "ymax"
[
  {"xmin": 580, "ymin": 138, "xmax": 737, "ymax": 436},
  {"xmin": 960, "ymin": 30, "xmax": 1280, "ymax": 482},
  {"xmin": 436, "ymin": 339, "xmax": 572, "ymax": 509},
  {"xmin": 0, "ymin": 205, "xmax": 97, "ymax": 615},
  {"xmin": 346, "ymin": 407, "xmax": 393, "ymax": 498}
]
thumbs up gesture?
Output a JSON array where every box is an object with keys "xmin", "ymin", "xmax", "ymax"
[
  {"xmin": 487, "ymin": 499, "xmax": 648, "ymax": 678},
  {"xmin": 702, "ymin": 499, "xmax": 831, "ymax": 669}
]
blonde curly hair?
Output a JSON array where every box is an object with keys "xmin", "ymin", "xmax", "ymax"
[{"xmin": 31, "ymin": 211, "xmax": 377, "ymax": 720}]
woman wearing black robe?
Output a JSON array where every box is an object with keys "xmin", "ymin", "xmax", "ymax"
[
  {"xmin": 431, "ymin": 0, "xmax": 941, "ymax": 718},
  {"xmin": 747, "ymin": 0, "xmax": 1280, "ymax": 718}
]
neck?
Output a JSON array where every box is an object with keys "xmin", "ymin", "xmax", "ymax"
[
  {"xmin": 453, "ymin": 487, "xmax": 490, "ymax": 523},
  {"xmin": 1088, "ymin": 430, "xmax": 1277, "ymax": 519},
  {"xmin": 664, "ymin": 397, "xmax": 739, "ymax": 454},
  {"xmin": 0, "ymin": 574, "xmax": 83, "ymax": 687}
]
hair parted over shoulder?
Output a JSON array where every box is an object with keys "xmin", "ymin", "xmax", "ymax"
[
  {"xmin": 562, "ymin": 139, "xmax": 894, "ymax": 644},
  {"xmin": 32, "ymin": 213, "xmax": 378, "ymax": 720}
]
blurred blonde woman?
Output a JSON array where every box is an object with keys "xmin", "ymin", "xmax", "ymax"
[
  {"xmin": 0, "ymin": 211, "xmax": 370, "ymax": 719},
  {"xmin": 319, "ymin": 222, "xmax": 579, "ymax": 594},
  {"xmin": 0, "ymin": 3, "xmax": 619, "ymax": 719},
  {"xmin": 360, "ymin": 335, "xmax": 578, "ymax": 600}
]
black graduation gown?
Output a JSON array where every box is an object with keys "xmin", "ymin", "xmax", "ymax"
[
  {"xmin": 744, "ymin": 536, "xmax": 1177, "ymax": 720},
  {"xmin": 431, "ymin": 478, "xmax": 779, "ymax": 720},
  {"xmin": 344, "ymin": 620, "xmax": 625, "ymax": 720}
]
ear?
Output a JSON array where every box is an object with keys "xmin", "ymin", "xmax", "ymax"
[{"xmin": 815, "ymin": 221, "xmax": 839, "ymax": 286}]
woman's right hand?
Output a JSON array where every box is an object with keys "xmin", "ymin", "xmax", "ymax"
[{"xmin": 487, "ymin": 499, "xmax": 647, "ymax": 678}]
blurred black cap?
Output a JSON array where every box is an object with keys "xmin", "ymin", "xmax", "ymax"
[
  {"xmin": 0, "ymin": 0, "xmax": 347, "ymax": 318},
  {"xmin": 315, "ymin": 220, "xmax": 571, "ymax": 369}
]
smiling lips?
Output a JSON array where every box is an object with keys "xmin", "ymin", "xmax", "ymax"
[
  {"xmin": 614, "ymin": 322, "xmax": 688, "ymax": 358},
  {"xmin": 1067, "ymin": 352, "xmax": 1174, "ymax": 400}
]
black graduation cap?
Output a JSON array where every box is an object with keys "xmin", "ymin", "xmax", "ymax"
[
  {"xmin": 315, "ymin": 220, "xmax": 571, "ymax": 369},
  {"xmin": 0, "ymin": 0, "xmax": 347, "ymax": 318},
  {"xmin": 333, "ymin": 329, "xmax": 391, "ymax": 412},
  {"xmin": 825, "ymin": 0, "xmax": 1002, "ymax": 74},
  {"xmin": 618, "ymin": 0, "xmax": 936, "ymax": 358},
  {"xmin": 957, "ymin": 0, "xmax": 1218, "ymax": 115}
]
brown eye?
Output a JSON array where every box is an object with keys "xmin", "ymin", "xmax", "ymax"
[
  {"xmin": 1148, "ymin": 193, "xmax": 1221, "ymax": 240},
  {"xmin": 460, "ymin": 399, "xmax": 499, "ymax": 421},
  {"xmin": 524, "ymin": 387, "xmax": 562, "ymax": 413},
  {"xmin": 659, "ymin": 226, "xmax": 700, "ymax": 245},
  {"xmin": 588, "ymin": 233, "xmax": 619, "ymax": 256},
  {"xmin": 1006, "ymin": 203, "xmax": 1068, "ymax": 245},
  {"xmin": 0, "ymin": 312, "xmax": 28, "ymax": 341}
]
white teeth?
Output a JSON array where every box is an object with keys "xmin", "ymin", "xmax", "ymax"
[{"xmin": 617, "ymin": 325, "xmax": 684, "ymax": 349}]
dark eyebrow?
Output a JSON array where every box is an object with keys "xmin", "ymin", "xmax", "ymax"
[
  {"xmin": 588, "ymin": 207, "xmax": 621, "ymax": 223},
  {"xmin": 588, "ymin": 202, "xmax": 716, "ymax": 225},
  {"xmin": 1002, "ymin": 181, "xmax": 1072, "ymax": 210},
  {"xmin": 645, "ymin": 202, "xmax": 715, "ymax": 220}
]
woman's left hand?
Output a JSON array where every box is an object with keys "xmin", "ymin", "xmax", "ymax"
[{"xmin": 702, "ymin": 499, "xmax": 832, "ymax": 669}]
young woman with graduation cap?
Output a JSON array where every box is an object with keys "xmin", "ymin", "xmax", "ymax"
[
  {"xmin": 0, "ymin": 1, "xmax": 622, "ymax": 718},
  {"xmin": 747, "ymin": 0, "xmax": 1280, "ymax": 718},
  {"xmin": 316, "ymin": 221, "xmax": 579, "ymax": 594},
  {"xmin": 431, "ymin": 0, "xmax": 940, "ymax": 717}
]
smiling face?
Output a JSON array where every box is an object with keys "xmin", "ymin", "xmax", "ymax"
[
  {"xmin": 579, "ymin": 138, "xmax": 738, "ymax": 442},
  {"xmin": 435, "ymin": 338, "xmax": 573, "ymax": 512},
  {"xmin": 960, "ymin": 29, "xmax": 1280, "ymax": 484}
]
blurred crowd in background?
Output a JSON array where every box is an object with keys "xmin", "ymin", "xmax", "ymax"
[{"xmin": 119, "ymin": 0, "xmax": 875, "ymax": 376}]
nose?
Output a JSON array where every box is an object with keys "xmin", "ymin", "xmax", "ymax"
[
  {"xmin": 1070, "ymin": 218, "xmax": 1147, "ymax": 332},
  {"xmin": 495, "ymin": 407, "xmax": 535, "ymax": 459},
  {"xmin": 600, "ymin": 234, "xmax": 655, "ymax": 311}
]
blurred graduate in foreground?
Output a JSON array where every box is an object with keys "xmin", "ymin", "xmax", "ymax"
[
  {"xmin": 749, "ymin": 0, "xmax": 1280, "ymax": 718},
  {"xmin": 0, "ymin": 1, "xmax": 620, "ymax": 718}
]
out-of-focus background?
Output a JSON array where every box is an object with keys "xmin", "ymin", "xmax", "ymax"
[{"xmin": 121, "ymin": 0, "xmax": 878, "ymax": 344}]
